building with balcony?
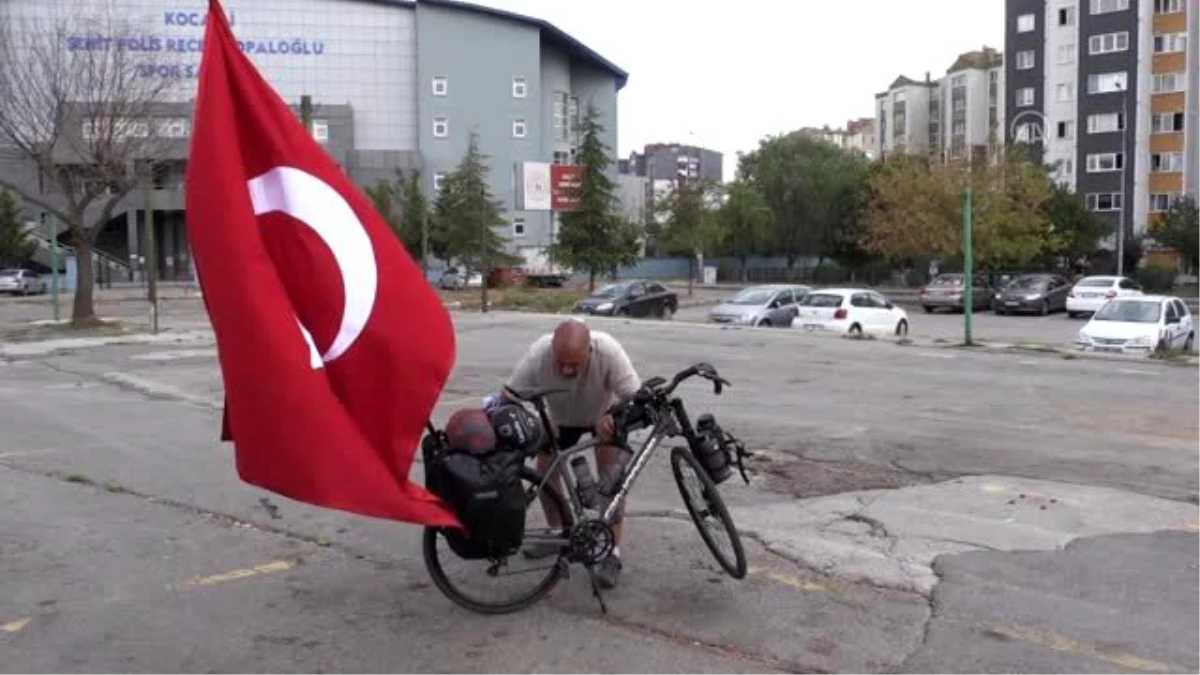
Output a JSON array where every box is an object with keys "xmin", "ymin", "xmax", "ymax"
[{"xmin": 0, "ymin": 0, "xmax": 629, "ymax": 281}]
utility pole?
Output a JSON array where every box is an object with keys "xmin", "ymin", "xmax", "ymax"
[
  {"xmin": 1116, "ymin": 82, "xmax": 1129, "ymax": 277},
  {"xmin": 479, "ymin": 192, "xmax": 489, "ymax": 314},
  {"xmin": 141, "ymin": 162, "xmax": 159, "ymax": 334},
  {"xmin": 963, "ymin": 180, "xmax": 974, "ymax": 346}
]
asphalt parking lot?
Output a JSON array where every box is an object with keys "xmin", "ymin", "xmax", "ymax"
[{"xmin": 1, "ymin": 297, "xmax": 1197, "ymax": 673}]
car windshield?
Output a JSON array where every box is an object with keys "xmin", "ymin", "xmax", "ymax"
[
  {"xmin": 728, "ymin": 289, "xmax": 775, "ymax": 305},
  {"xmin": 799, "ymin": 293, "xmax": 843, "ymax": 307},
  {"xmin": 1078, "ymin": 278, "xmax": 1115, "ymax": 287},
  {"xmin": 1093, "ymin": 300, "xmax": 1161, "ymax": 323},
  {"xmin": 930, "ymin": 275, "xmax": 963, "ymax": 286},
  {"xmin": 1008, "ymin": 277, "xmax": 1048, "ymax": 290},
  {"xmin": 0, "ymin": 269, "xmax": 19, "ymax": 278},
  {"xmin": 591, "ymin": 283, "xmax": 630, "ymax": 299}
]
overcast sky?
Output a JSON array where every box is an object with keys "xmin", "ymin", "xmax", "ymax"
[{"xmin": 471, "ymin": 0, "xmax": 1005, "ymax": 180}]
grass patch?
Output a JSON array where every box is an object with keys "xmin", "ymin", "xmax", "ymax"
[
  {"xmin": 896, "ymin": 337, "xmax": 914, "ymax": 346},
  {"xmin": 0, "ymin": 318, "xmax": 134, "ymax": 343},
  {"xmin": 62, "ymin": 472, "xmax": 92, "ymax": 484},
  {"xmin": 1061, "ymin": 353, "xmax": 1079, "ymax": 360},
  {"xmin": 1012, "ymin": 342, "xmax": 1061, "ymax": 354},
  {"xmin": 1149, "ymin": 348, "xmax": 1194, "ymax": 363},
  {"xmin": 442, "ymin": 286, "xmax": 586, "ymax": 314}
]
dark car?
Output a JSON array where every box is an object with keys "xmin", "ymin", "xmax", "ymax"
[
  {"xmin": 572, "ymin": 280, "xmax": 677, "ymax": 319},
  {"xmin": 992, "ymin": 274, "xmax": 1072, "ymax": 315}
]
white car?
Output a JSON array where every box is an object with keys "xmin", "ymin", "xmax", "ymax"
[
  {"xmin": 1066, "ymin": 275, "xmax": 1143, "ymax": 318},
  {"xmin": 791, "ymin": 288, "xmax": 909, "ymax": 337},
  {"xmin": 1076, "ymin": 295, "xmax": 1195, "ymax": 354}
]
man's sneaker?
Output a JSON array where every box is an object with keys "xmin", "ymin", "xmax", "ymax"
[
  {"xmin": 521, "ymin": 541, "xmax": 561, "ymax": 560},
  {"xmin": 595, "ymin": 554, "xmax": 622, "ymax": 589}
]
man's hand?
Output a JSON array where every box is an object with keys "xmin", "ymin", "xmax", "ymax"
[{"xmin": 594, "ymin": 414, "xmax": 616, "ymax": 443}]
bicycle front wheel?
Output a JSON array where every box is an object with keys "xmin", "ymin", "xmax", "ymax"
[
  {"xmin": 423, "ymin": 466, "xmax": 574, "ymax": 615},
  {"xmin": 669, "ymin": 445, "xmax": 748, "ymax": 579}
]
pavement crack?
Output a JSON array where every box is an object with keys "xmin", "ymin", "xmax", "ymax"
[
  {"xmin": 895, "ymin": 558, "xmax": 944, "ymax": 671},
  {"xmin": 36, "ymin": 360, "xmax": 221, "ymax": 411}
]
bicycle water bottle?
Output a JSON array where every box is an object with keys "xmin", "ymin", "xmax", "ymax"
[{"xmin": 570, "ymin": 456, "xmax": 599, "ymax": 509}]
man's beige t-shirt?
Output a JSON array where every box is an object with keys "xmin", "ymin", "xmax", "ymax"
[{"xmin": 505, "ymin": 330, "xmax": 641, "ymax": 428}]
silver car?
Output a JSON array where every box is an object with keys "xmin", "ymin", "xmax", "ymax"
[
  {"xmin": 706, "ymin": 284, "xmax": 811, "ymax": 327},
  {"xmin": 0, "ymin": 268, "xmax": 47, "ymax": 296}
]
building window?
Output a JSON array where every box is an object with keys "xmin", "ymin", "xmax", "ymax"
[
  {"xmin": 1056, "ymin": 83, "xmax": 1075, "ymax": 101},
  {"xmin": 1154, "ymin": 0, "xmax": 1183, "ymax": 13},
  {"xmin": 511, "ymin": 216, "xmax": 526, "ymax": 237},
  {"xmin": 1087, "ymin": 71, "xmax": 1127, "ymax": 94},
  {"xmin": 1091, "ymin": 0, "xmax": 1130, "ymax": 14},
  {"xmin": 553, "ymin": 91, "xmax": 569, "ymax": 141},
  {"xmin": 512, "ymin": 76, "xmax": 527, "ymax": 98},
  {"xmin": 1017, "ymin": 13, "xmax": 1035, "ymax": 31},
  {"xmin": 1088, "ymin": 31, "xmax": 1129, "ymax": 54},
  {"xmin": 1086, "ymin": 193, "xmax": 1123, "ymax": 211},
  {"xmin": 1017, "ymin": 50, "xmax": 1036, "ymax": 69},
  {"xmin": 1087, "ymin": 112, "xmax": 1125, "ymax": 133},
  {"xmin": 433, "ymin": 172, "xmax": 445, "ymax": 192},
  {"xmin": 1086, "ymin": 152, "xmax": 1124, "ymax": 172},
  {"xmin": 1057, "ymin": 121, "xmax": 1075, "ymax": 139},
  {"xmin": 552, "ymin": 150, "xmax": 570, "ymax": 165},
  {"xmin": 1017, "ymin": 87, "xmax": 1035, "ymax": 106},
  {"xmin": 512, "ymin": 118, "xmax": 526, "ymax": 138},
  {"xmin": 1059, "ymin": 6, "xmax": 1076, "ymax": 25},
  {"xmin": 1152, "ymin": 72, "xmax": 1185, "ymax": 93},
  {"xmin": 1150, "ymin": 193, "xmax": 1178, "ymax": 211},
  {"xmin": 1057, "ymin": 44, "xmax": 1076, "ymax": 64},
  {"xmin": 1151, "ymin": 111, "xmax": 1185, "ymax": 133},
  {"xmin": 432, "ymin": 117, "xmax": 448, "ymax": 138},
  {"xmin": 432, "ymin": 75, "xmax": 448, "ymax": 96},
  {"xmin": 311, "ymin": 120, "xmax": 329, "ymax": 143},
  {"xmin": 1151, "ymin": 152, "xmax": 1184, "ymax": 172},
  {"xmin": 1154, "ymin": 33, "xmax": 1187, "ymax": 53}
]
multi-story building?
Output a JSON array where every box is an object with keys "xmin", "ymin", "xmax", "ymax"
[
  {"xmin": 0, "ymin": 0, "xmax": 628, "ymax": 281},
  {"xmin": 1005, "ymin": 0, "xmax": 1198, "ymax": 255},
  {"xmin": 620, "ymin": 143, "xmax": 724, "ymax": 184},
  {"xmin": 798, "ymin": 118, "xmax": 878, "ymax": 159},
  {"xmin": 874, "ymin": 47, "xmax": 1005, "ymax": 162}
]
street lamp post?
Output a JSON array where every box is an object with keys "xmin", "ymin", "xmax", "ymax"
[{"xmin": 1116, "ymin": 81, "xmax": 1129, "ymax": 277}]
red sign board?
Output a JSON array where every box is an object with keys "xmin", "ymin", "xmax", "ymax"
[{"xmin": 550, "ymin": 164, "xmax": 583, "ymax": 211}]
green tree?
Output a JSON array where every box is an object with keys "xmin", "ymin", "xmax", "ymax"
[
  {"xmin": 716, "ymin": 179, "xmax": 773, "ymax": 282},
  {"xmin": 431, "ymin": 130, "xmax": 516, "ymax": 278},
  {"xmin": 551, "ymin": 101, "xmax": 641, "ymax": 290},
  {"xmin": 0, "ymin": 189, "xmax": 36, "ymax": 267},
  {"xmin": 1151, "ymin": 195, "xmax": 1199, "ymax": 274},
  {"xmin": 656, "ymin": 177, "xmax": 723, "ymax": 296},
  {"xmin": 397, "ymin": 168, "xmax": 432, "ymax": 274},
  {"xmin": 737, "ymin": 133, "xmax": 870, "ymax": 269},
  {"xmin": 1040, "ymin": 183, "xmax": 1108, "ymax": 265}
]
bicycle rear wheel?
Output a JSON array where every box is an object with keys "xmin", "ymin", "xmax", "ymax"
[
  {"xmin": 669, "ymin": 445, "xmax": 748, "ymax": 579},
  {"xmin": 423, "ymin": 466, "xmax": 573, "ymax": 614}
]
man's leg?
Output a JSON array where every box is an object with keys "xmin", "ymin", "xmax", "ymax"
[
  {"xmin": 594, "ymin": 442, "xmax": 626, "ymax": 589},
  {"xmin": 524, "ymin": 427, "xmax": 585, "ymax": 559}
]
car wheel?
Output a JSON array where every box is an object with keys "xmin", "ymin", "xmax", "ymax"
[
  {"xmin": 1039, "ymin": 300, "xmax": 1049, "ymax": 316},
  {"xmin": 758, "ymin": 319, "xmax": 772, "ymax": 327},
  {"xmin": 1185, "ymin": 333, "xmax": 1195, "ymax": 352},
  {"xmin": 848, "ymin": 323, "xmax": 863, "ymax": 337},
  {"xmin": 923, "ymin": 306, "xmax": 934, "ymax": 314},
  {"xmin": 895, "ymin": 319, "xmax": 908, "ymax": 336},
  {"xmin": 995, "ymin": 306, "xmax": 1005, "ymax": 316},
  {"xmin": 660, "ymin": 304, "xmax": 675, "ymax": 320}
]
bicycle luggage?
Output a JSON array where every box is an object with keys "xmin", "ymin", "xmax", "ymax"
[
  {"xmin": 692, "ymin": 414, "xmax": 733, "ymax": 484},
  {"xmin": 423, "ymin": 419, "xmax": 528, "ymax": 560}
]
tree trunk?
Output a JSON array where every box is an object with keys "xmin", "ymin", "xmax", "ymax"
[
  {"xmin": 686, "ymin": 256, "xmax": 694, "ymax": 298},
  {"xmin": 588, "ymin": 269, "xmax": 596, "ymax": 292},
  {"xmin": 739, "ymin": 255, "xmax": 748, "ymax": 282},
  {"xmin": 71, "ymin": 234, "xmax": 100, "ymax": 327}
]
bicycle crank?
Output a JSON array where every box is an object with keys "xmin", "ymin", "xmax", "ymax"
[{"xmin": 567, "ymin": 519, "xmax": 616, "ymax": 565}]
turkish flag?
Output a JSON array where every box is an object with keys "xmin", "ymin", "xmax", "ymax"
[{"xmin": 185, "ymin": 0, "xmax": 459, "ymax": 527}]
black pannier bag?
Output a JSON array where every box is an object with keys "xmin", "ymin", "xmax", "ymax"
[
  {"xmin": 692, "ymin": 414, "xmax": 733, "ymax": 485},
  {"xmin": 422, "ymin": 424, "xmax": 528, "ymax": 560}
]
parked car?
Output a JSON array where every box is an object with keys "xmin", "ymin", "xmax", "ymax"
[
  {"xmin": 1076, "ymin": 295, "xmax": 1194, "ymax": 354},
  {"xmin": 992, "ymin": 274, "xmax": 1072, "ymax": 315},
  {"xmin": 1066, "ymin": 275, "xmax": 1143, "ymax": 318},
  {"xmin": 919, "ymin": 273, "xmax": 992, "ymax": 313},
  {"xmin": 438, "ymin": 267, "xmax": 482, "ymax": 290},
  {"xmin": 791, "ymin": 288, "xmax": 909, "ymax": 337},
  {"xmin": 706, "ymin": 284, "xmax": 811, "ymax": 327},
  {"xmin": 0, "ymin": 268, "xmax": 46, "ymax": 296},
  {"xmin": 572, "ymin": 280, "xmax": 677, "ymax": 319}
]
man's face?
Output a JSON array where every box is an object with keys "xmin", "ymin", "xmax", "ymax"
[{"xmin": 553, "ymin": 342, "xmax": 590, "ymax": 379}]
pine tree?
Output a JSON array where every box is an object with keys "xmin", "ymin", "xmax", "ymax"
[
  {"xmin": 0, "ymin": 189, "xmax": 35, "ymax": 268},
  {"xmin": 551, "ymin": 101, "xmax": 641, "ymax": 290},
  {"xmin": 432, "ymin": 130, "xmax": 517, "ymax": 276}
]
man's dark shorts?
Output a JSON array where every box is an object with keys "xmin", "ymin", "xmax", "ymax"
[{"xmin": 555, "ymin": 425, "xmax": 595, "ymax": 451}]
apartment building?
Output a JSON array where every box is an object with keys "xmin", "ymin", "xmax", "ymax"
[
  {"xmin": 798, "ymin": 118, "xmax": 878, "ymax": 159},
  {"xmin": 874, "ymin": 48, "xmax": 1005, "ymax": 162},
  {"xmin": 1005, "ymin": 0, "xmax": 1198, "ymax": 251}
]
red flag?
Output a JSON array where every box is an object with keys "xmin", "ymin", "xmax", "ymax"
[{"xmin": 185, "ymin": 0, "xmax": 459, "ymax": 527}]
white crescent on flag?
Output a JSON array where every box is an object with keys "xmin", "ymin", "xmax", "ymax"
[{"xmin": 247, "ymin": 166, "xmax": 378, "ymax": 369}]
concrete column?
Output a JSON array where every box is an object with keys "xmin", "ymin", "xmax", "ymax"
[
  {"xmin": 163, "ymin": 216, "xmax": 176, "ymax": 280},
  {"xmin": 125, "ymin": 209, "xmax": 139, "ymax": 282}
]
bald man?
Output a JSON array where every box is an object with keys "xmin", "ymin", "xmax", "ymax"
[{"xmin": 501, "ymin": 319, "xmax": 641, "ymax": 589}]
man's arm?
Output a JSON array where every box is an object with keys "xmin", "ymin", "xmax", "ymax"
[{"xmin": 605, "ymin": 337, "xmax": 641, "ymax": 399}]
